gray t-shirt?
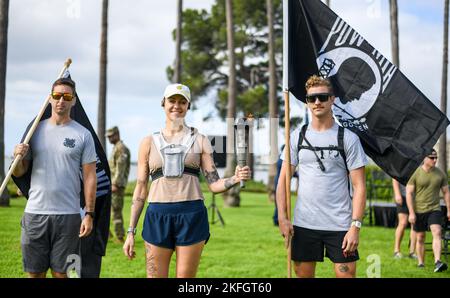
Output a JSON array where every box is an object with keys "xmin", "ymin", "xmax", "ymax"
[
  {"xmin": 25, "ymin": 119, "xmax": 97, "ymax": 215},
  {"xmin": 282, "ymin": 123, "xmax": 368, "ymax": 231}
]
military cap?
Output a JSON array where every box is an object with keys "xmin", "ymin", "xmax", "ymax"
[{"xmin": 105, "ymin": 126, "xmax": 119, "ymax": 137}]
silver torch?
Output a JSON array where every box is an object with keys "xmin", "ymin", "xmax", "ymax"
[{"xmin": 234, "ymin": 117, "xmax": 250, "ymax": 188}]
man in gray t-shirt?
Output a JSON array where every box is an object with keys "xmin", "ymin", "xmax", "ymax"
[
  {"xmin": 276, "ymin": 75, "xmax": 367, "ymax": 278},
  {"xmin": 283, "ymin": 122, "xmax": 367, "ymax": 231},
  {"xmin": 13, "ymin": 77, "xmax": 97, "ymax": 278}
]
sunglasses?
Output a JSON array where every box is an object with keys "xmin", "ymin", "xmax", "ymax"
[
  {"xmin": 428, "ymin": 156, "xmax": 438, "ymax": 160},
  {"xmin": 51, "ymin": 92, "xmax": 74, "ymax": 101},
  {"xmin": 305, "ymin": 93, "xmax": 331, "ymax": 103}
]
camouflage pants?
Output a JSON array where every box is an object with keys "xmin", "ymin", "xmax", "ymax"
[{"xmin": 111, "ymin": 187, "xmax": 125, "ymax": 239}]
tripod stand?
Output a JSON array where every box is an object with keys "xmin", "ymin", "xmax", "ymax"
[{"xmin": 208, "ymin": 193, "xmax": 225, "ymax": 226}]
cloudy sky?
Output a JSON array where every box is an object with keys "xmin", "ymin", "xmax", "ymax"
[{"xmin": 5, "ymin": 0, "xmax": 448, "ymax": 161}]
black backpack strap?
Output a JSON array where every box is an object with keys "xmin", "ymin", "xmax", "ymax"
[
  {"xmin": 298, "ymin": 124, "xmax": 326, "ymax": 172},
  {"xmin": 337, "ymin": 126, "xmax": 349, "ymax": 174},
  {"xmin": 297, "ymin": 124, "xmax": 308, "ymax": 153},
  {"xmin": 337, "ymin": 126, "xmax": 351, "ymax": 195}
]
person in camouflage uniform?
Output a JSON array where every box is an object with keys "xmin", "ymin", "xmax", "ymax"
[{"xmin": 106, "ymin": 126, "xmax": 130, "ymax": 243}]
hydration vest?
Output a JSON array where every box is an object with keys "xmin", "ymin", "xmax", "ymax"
[
  {"xmin": 297, "ymin": 124, "xmax": 351, "ymax": 193},
  {"xmin": 151, "ymin": 127, "xmax": 200, "ymax": 180}
]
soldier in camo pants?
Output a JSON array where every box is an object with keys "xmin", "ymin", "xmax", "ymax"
[{"xmin": 106, "ymin": 126, "xmax": 130, "ymax": 243}]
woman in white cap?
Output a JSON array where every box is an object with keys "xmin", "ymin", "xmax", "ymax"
[{"xmin": 123, "ymin": 83, "xmax": 251, "ymax": 277}]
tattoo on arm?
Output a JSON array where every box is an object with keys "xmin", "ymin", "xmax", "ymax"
[
  {"xmin": 204, "ymin": 169, "xmax": 220, "ymax": 184},
  {"xmin": 132, "ymin": 197, "xmax": 146, "ymax": 205},
  {"xmin": 224, "ymin": 177, "xmax": 236, "ymax": 189}
]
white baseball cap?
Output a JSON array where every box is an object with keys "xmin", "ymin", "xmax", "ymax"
[{"xmin": 163, "ymin": 83, "xmax": 191, "ymax": 102}]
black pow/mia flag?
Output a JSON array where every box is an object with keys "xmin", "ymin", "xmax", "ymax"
[
  {"xmin": 287, "ymin": 0, "xmax": 449, "ymax": 184},
  {"xmin": 12, "ymin": 71, "xmax": 112, "ymax": 259}
]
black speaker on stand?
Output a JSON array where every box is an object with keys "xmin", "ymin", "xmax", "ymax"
[{"xmin": 206, "ymin": 135, "xmax": 226, "ymax": 226}]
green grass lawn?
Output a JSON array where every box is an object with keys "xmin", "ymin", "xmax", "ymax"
[{"xmin": 0, "ymin": 192, "xmax": 449, "ymax": 278}]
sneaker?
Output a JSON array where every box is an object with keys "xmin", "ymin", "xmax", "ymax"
[
  {"xmin": 393, "ymin": 252, "xmax": 402, "ymax": 259},
  {"xmin": 417, "ymin": 263, "xmax": 425, "ymax": 268},
  {"xmin": 434, "ymin": 260, "xmax": 448, "ymax": 273},
  {"xmin": 408, "ymin": 253, "xmax": 418, "ymax": 259}
]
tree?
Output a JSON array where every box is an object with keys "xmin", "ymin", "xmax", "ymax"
[
  {"xmin": 0, "ymin": 0, "xmax": 9, "ymax": 207},
  {"xmin": 173, "ymin": 0, "xmax": 183, "ymax": 83},
  {"xmin": 97, "ymin": 0, "xmax": 108, "ymax": 150},
  {"xmin": 267, "ymin": 0, "xmax": 278, "ymax": 201},
  {"xmin": 222, "ymin": 0, "xmax": 240, "ymax": 207},
  {"xmin": 439, "ymin": 0, "xmax": 449, "ymax": 172},
  {"xmin": 389, "ymin": 0, "xmax": 400, "ymax": 67}
]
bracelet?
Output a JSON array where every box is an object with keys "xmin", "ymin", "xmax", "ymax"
[{"xmin": 127, "ymin": 227, "xmax": 136, "ymax": 235}]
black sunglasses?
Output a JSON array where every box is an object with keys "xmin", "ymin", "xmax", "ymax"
[
  {"xmin": 305, "ymin": 93, "xmax": 331, "ymax": 103},
  {"xmin": 428, "ymin": 156, "xmax": 438, "ymax": 160}
]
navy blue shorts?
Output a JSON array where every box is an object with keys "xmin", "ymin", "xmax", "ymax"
[{"xmin": 142, "ymin": 200, "xmax": 210, "ymax": 249}]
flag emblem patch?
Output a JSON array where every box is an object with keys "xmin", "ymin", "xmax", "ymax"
[{"xmin": 63, "ymin": 138, "xmax": 76, "ymax": 148}]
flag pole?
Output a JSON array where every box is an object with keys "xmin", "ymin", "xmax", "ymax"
[
  {"xmin": 282, "ymin": 0, "xmax": 292, "ymax": 278},
  {"xmin": 0, "ymin": 58, "xmax": 73, "ymax": 196}
]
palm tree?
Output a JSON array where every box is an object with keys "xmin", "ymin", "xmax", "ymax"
[
  {"xmin": 0, "ymin": 0, "xmax": 9, "ymax": 207},
  {"xmin": 97, "ymin": 0, "xmax": 108, "ymax": 150},
  {"xmin": 223, "ymin": 0, "xmax": 240, "ymax": 207},
  {"xmin": 173, "ymin": 0, "xmax": 182, "ymax": 83},
  {"xmin": 267, "ymin": 0, "xmax": 278, "ymax": 201},
  {"xmin": 389, "ymin": 0, "xmax": 400, "ymax": 67},
  {"xmin": 439, "ymin": 0, "xmax": 449, "ymax": 172}
]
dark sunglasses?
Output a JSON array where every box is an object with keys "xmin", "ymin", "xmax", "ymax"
[
  {"xmin": 428, "ymin": 156, "xmax": 438, "ymax": 160},
  {"xmin": 305, "ymin": 93, "xmax": 331, "ymax": 103},
  {"xmin": 51, "ymin": 92, "xmax": 74, "ymax": 101}
]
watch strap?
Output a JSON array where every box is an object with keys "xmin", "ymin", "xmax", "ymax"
[
  {"xmin": 351, "ymin": 219, "xmax": 362, "ymax": 228},
  {"xmin": 127, "ymin": 227, "xmax": 137, "ymax": 235}
]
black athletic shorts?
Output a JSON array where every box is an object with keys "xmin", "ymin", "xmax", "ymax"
[
  {"xmin": 291, "ymin": 226, "xmax": 359, "ymax": 264},
  {"xmin": 396, "ymin": 196, "xmax": 409, "ymax": 214},
  {"xmin": 413, "ymin": 210, "xmax": 443, "ymax": 232}
]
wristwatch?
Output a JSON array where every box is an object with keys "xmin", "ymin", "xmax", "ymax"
[
  {"xmin": 351, "ymin": 219, "xmax": 362, "ymax": 229},
  {"xmin": 127, "ymin": 227, "xmax": 137, "ymax": 235},
  {"xmin": 85, "ymin": 211, "xmax": 95, "ymax": 219}
]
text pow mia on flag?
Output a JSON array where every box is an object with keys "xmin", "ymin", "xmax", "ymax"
[{"xmin": 287, "ymin": 0, "xmax": 449, "ymax": 185}]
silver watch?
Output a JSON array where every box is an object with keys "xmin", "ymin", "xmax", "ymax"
[
  {"xmin": 127, "ymin": 227, "xmax": 136, "ymax": 235},
  {"xmin": 351, "ymin": 220, "xmax": 362, "ymax": 229}
]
